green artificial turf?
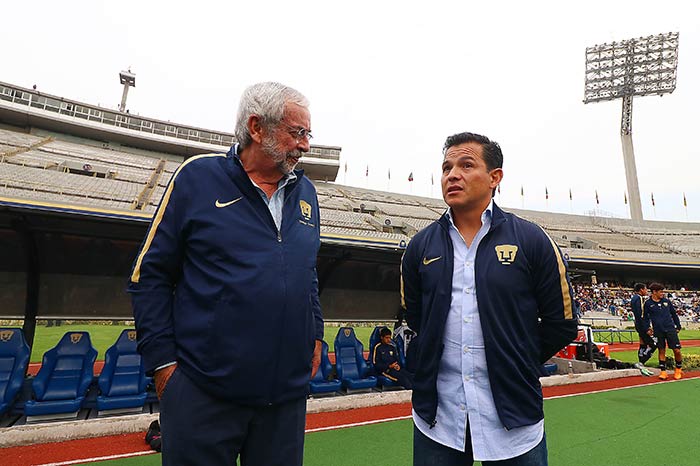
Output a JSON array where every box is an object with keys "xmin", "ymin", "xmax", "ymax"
[
  {"xmin": 95, "ymin": 379, "xmax": 700, "ymax": 466},
  {"xmin": 545, "ymin": 379, "xmax": 700, "ymax": 465}
]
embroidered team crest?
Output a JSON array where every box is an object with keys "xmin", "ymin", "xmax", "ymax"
[
  {"xmin": 127, "ymin": 330, "xmax": 137, "ymax": 341},
  {"xmin": 495, "ymin": 245, "xmax": 518, "ymax": 265},
  {"xmin": 663, "ymin": 302, "xmax": 668, "ymax": 307},
  {"xmin": 70, "ymin": 333, "xmax": 83, "ymax": 344},
  {"xmin": 0, "ymin": 330, "xmax": 13, "ymax": 342},
  {"xmin": 300, "ymin": 200, "xmax": 312, "ymax": 221},
  {"xmin": 344, "ymin": 328, "xmax": 352, "ymax": 338}
]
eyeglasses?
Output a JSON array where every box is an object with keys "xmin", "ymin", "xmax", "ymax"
[{"xmin": 278, "ymin": 120, "xmax": 313, "ymax": 141}]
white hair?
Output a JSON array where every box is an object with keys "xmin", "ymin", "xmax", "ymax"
[{"xmin": 234, "ymin": 82, "xmax": 309, "ymax": 150}]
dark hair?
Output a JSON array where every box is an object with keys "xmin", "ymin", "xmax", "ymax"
[
  {"xmin": 443, "ymin": 132, "xmax": 503, "ymax": 197},
  {"xmin": 649, "ymin": 282, "xmax": 664, "ymax": 292},
  {"xmin": 443, "ymin": 132, "xmax": 503, "ymax": 171},
  {"xmin": 379, "ymin": 327, "xmax": 392, "ymax": 338},
  {"xmin": 633, "ymin": 283, "xmax": 647, "ymax": 292}
]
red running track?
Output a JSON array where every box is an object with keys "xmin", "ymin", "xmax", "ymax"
[{"xmin": 2, "ymin": 371, "xmax": 698, "ymax": 466}]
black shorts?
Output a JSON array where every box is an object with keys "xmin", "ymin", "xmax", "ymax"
[{"xmin": 656, "ymin": 330, "xmax": 681, "ymax": 350}]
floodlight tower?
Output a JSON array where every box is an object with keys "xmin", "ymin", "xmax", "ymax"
[
  {"xmin": 118, "ymin": 69, "xmax": 136, "ymax": 113},
  {"xmin": 584, "ymin": 32, "xmax": 679, "ymax": 223}
]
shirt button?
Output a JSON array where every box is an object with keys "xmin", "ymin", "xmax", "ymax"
[
  {"xmin": 460, "ymin": 404, "xmax": 466, "ymax": 411},
  {"xmin": 464, "ymin": 375, "xmax": 470, "ymax": 382},
  {"xmin": 463, "ymin": 317, "xmax": 471, "ymax": 323},
  {"xmin": 463, "ymin": 346, "xmax": 469, "ymax": 353}
]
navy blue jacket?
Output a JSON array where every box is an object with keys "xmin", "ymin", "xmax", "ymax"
[
  {"xmin": 401, "ymin": 203, "xmax": 577, "ymax": 429},
  {"xmin": 630, "ymin": 293, "xmax": 646, "ymax": 333},
  {"xmin": 373, "ymin": 342, "xmax": 400, "ymax": 374},
  {"xmin": 128, "ymin": 147, "xmax": 323, "ymax": 405},
  {"xmin": 642, "ymin": 297, "xmax": 680, "ymax": 333}
]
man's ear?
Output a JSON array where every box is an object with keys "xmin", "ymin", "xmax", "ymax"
[
  {"xmin": 247, "ymin": 115, "xmax": 265, "ymax": 144},
  {"xmin": 490, "ymin": 168, "xmax": 504, "ymax": 189}
]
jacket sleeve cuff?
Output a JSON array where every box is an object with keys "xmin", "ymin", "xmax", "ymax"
[{"xmin": 141, "ymin": 339, "xmax": 177, "ymax": 377}]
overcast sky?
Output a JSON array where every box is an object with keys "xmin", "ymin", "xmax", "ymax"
[{"xmin": 3, "ymin": 1, "xmax": 699, "ymax": 222}]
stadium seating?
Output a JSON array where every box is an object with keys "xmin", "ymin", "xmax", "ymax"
[
  {"xmin": 308, "ymin": 340, "xmax": 342, "ymax": 396},
  {"xmin": 96, "ymin": 329, "xmax": 149, "ymax": 415},
  {"xmin": 334, "ymin": 327, "xmax": 376, "ymax": 392},
  {"xmin": 0, "ymin": 328, "xmax": 30, "ymax": 416},
  {"xmin": 24, "ymin": 332, "xmax": 97, "ymax": 421},
  {"xmin": 367, "ymin": 326, "xmax": 399, "ymax": 389}
]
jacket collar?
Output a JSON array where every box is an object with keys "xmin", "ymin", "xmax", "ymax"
[{"xmin": 437, "ymin": 200, "xmax": 507, "ymax": 232}]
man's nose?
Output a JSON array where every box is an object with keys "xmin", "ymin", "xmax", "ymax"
[{"xmin": 297, "ymin": 137, "xmax": 310, "ymax": 152}]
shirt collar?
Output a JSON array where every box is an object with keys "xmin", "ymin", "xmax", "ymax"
[{"xmin": 446, "ymin": 199, "xmax": 494, "ymax": 227}]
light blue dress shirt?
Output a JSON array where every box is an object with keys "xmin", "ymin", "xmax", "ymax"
[
  {"xmin": 250, "ymin": 172, "xmax": 296, "ymax": 231},
  {"xmin": 236, "ymin": 143, "xmax": 297, "ymax": 231},
  {"xmin": 413, "ymin": 200, "xmax": 544, "ymax": 461}
]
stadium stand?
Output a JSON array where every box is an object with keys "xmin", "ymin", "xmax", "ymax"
[
  {"xmin": 333, "ymin": 327, "xmax": 377, "ymax": 392},
  {"xmin": 96, "ymin": 329, "xmax": 150, "ymax": 416},
  {"xmin": 0, "ymin": 328, "xmax": 30, "ymax": 416},
  {"xmin": 24, "ymin": 332, "xmax": 97, "ymax": 422},
  {"xmin": 0, "ymin": 120, "xmax": 698, "ymax": 269}
]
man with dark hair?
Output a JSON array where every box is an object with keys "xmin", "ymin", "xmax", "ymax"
[
  {"xmin": 630, "ymin": 283, "xmax": 655, "ymax": 375},
  {"xmin": 373, "ymin": 327, "xmax": 413, "ymax": 389},
  {"xmin": 129, "ymin": 82, "xmax": 323, "ymax": 466},
  {"xmin": 402, "ymin": 131, "xmax": 578, "ymax": 465},
  {"xmin": 643, "ymin": 283, "xmax": 683, "ymax": 380}
]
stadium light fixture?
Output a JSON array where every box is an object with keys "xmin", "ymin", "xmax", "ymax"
[
  {"xmin": 583, "ymin": 32, "xmax": 679, "ymax": 222},
  {"xmin": 118, "ymin": 69, "xmax": 136, "ymax": 113}
]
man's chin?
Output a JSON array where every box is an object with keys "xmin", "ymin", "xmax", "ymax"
[{"xmin": 277, "ymin": 161, "xmax": 296, "ymax": 175}]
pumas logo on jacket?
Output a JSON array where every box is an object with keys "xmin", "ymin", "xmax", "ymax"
[
  {"xmin": 298, "ymin": 200, "xmax": 315, "ymax": 227},
  {"xmin": 495, "ymin": 244, "xmax": 518, "ymax": 265}
]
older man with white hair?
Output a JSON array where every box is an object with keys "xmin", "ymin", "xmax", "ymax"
[{"xmin": 129, "ymin": 82, "xmax": 323, "ymax": 466}]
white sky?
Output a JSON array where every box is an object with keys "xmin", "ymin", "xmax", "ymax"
[{"xmin": 3, "ymin": 0, "xmax": 699, "ymax": 222}]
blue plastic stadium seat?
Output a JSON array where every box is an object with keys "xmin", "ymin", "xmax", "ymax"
[
  {"xmin": 24, "ymin": 332, "xmax": 97, "ymax": 419},
  {"xmin": 0, "ymin": 328, "xmax": 30, "ymax": 416},
  {"xmin": 96, "ymin": 329, "xmax": 149, "ymax": 413},
  {"xmin": 334, "ymin": 327, "xmax": 376, "ymax": 391},
  {"xmin": 367, "ymin": 326, "xmax": 399, "ymax": 389},
  {"xmin": 309, "ymin": 340, "xmax": 341, "ymax": 395}
]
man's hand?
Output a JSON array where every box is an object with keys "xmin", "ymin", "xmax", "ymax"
[
  {"xmin": 154, "ymin": 364, "xmax": 178, "ymax": 400},
  {"xmin": 310, "ymin": 340, "xmax": 322, "ymax": 379},
  {"xmin": 646, "ymin": 329, "xmax": 654, "ymax": 337},
  {"xmin": 390, "ymin": 362, "xmax": 400, "ymax": 370}
]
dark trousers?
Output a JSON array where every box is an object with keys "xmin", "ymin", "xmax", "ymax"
[
  {"xmin": 414, "ymin": 424, "xmax": 547, "ymax": 466},
  {"xmin": 384, "ymin": 367, "xmax": 414, "ymax": 389},
  {"xmin": 160, "ymin": 368, "xmax": 306, "ymax": 466}
]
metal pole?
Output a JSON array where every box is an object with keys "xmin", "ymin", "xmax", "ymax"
[
  {"xmin": 119, "ymin": 83, "xmax": 130, "ymax": 113},
  {"xmin": 620, "ymin": 95, "xmax": 643, "ymax": 223}
]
